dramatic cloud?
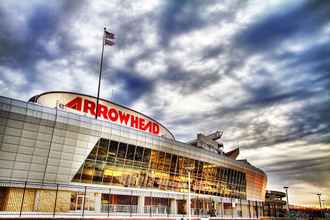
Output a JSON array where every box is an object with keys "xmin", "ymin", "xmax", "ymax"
[{"xmin": 0, "ymin": 0, "xmax": 329, "ymax": 206}]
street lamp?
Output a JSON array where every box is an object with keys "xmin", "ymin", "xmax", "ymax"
[
  {"xmin": 316, "ymin": 193, "xmax": 322, "ymax": 209},
  {"xmin": 321, "ymin": 200, "xmax": 326, "ymax": 208},
  {"xmin": 185, "ymin": 166, "xmax": 194, "ymax": 220},
  {"xmin": 317, "ymin": 193, "xmax": 323, "ymax": 217},
  {"xmin": 283, "ymin": 186, "xmax": 289, "ymax": 213}
]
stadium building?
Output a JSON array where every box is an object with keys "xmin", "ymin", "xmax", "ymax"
[{"xmin": 0, "ymin": 91, "xmax": 267, "ymax": 218}]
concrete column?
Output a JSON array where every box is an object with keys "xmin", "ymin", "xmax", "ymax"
[
  {"xmin": 232, "ymin": 200, "xmax": 236, "ymax": 218},
  {"xmin": 170, "ymin": 198, "xmax": 177, "ymax": 215},
  {"xmin": 95, "ymin": 193, "xmax": 102, "ymax": 213},
  {"xmin": 33, "ymin": 191, "xmax": 40, "ymax": 211},
  {"xmin": 138, "ymin": 195, "xmax": 145, "ymax": 214},
  {"xmin": 214, "ymin": 201, "xmax": 218, "ymax": 216}
]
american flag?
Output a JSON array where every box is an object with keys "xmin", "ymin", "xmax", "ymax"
[{"xmin": 104, "ymin": 30, "xmax": 115, "ymax": 46}]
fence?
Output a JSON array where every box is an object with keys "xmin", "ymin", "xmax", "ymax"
[{"xmin": 1, "ymin": 180, "xmax": 328, "ymax": 219}]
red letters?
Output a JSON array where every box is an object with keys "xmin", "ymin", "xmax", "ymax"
[
  {"xmin": 119, "ymin": 111, "xmax": 130, "ymax": 125},
  {"xmin": 144, "ymin": 121, "xmax": 152, "ymax": 132},
  {"xmin": 65, "ymin": 97, "xmax": 82, "ymax": 111},
  {"xmin": 97, "ymin": 104, "xmax": 108, "ymax": 119},
  {"xmin": 130, "ymin": 115, "xmax": 138, "ymax": 128},
  {"xmin": 83, "ymin": 99, "xmax": 96, "ymax": 116},
  {"xmin": 65, "ymin": 97, "xmax": 161, "ymax": 136},
  {"xmin": 152, "ymin": 123, "xmax": 160, "ymax": 134},
  {"xmin": 108, "ymin": 108, "xmax": 118, "ymax": 121},
  {"xmin": 139, "ymin": 118, "xmax": 146, "ymax": 130}
]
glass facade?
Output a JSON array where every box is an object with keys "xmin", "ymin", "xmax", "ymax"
[{"xmin": 73, "ymin": 138, "xmax": 247, "ymax": 199}]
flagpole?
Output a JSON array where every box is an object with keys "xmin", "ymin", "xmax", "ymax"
[{"xmin": 95, "ymin": 27, "xmax": 106, "ymax": 119}]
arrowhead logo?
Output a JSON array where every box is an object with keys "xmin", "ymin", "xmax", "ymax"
[{"xmin": 65, "ymin": 96, "xmax": 160, "ymax": 135}]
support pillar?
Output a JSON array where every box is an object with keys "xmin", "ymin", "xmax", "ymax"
[
  {"xmin": 82, "ymin": 186, "xmax": 87, "ymax": 217},
  {"xmin": 213, "ymin": 200, "xmax": 218, "ymax": 216},
  {"xmin": 53, "ymin": 184, "xmax": 59, "ymax": 216},
  {"xmin": 138, "ymin": 195, "xmax": 145, "ymax": 214},
  {"xmin": 186, "ymin": 199, "xmax": 189, "ymax": 218},
  {"xmin": 95, "ymin": 193, "xmax": 102, "ymax": 213},
  {"xmin": 231, "ymin": 198, "xmax": 235, "ymax": 219},
  {"xmin": 19, "ymin": 181, "xmax": 27, "ymax": 217},
  {"xmin": 170, "ymin": 198, "xmax": 177, "ymax": 215},
  {"xmin": 34, "ymin": 191, "xmax": 40, "ymax": 212},
  {"xmin": 256, "ymin": 201, "xmax": 259, "ymax": 218}
]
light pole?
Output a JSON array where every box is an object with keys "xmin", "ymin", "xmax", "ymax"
[
  {"xmin": 185, "ymin": 166, "xmax": 194, "ymax": 220},
  {"xmin": 316, "ymin": 193, "xmax": 322, "ymax": 209},
  {"xmin": 283, "ymin": 186, "xmax": 289, "ymax": 213},
  {"xmin": 321, "ymin": 200, "xmax": 326, "ymax": 208},
  {"xmin": 317, "ymin": 193, "xmax": 323, "ymax": 217}
]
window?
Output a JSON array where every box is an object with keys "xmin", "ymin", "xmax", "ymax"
[
  {"xmin": 134, "ymin": 146, "xmax": 144, "ymax": 168},
  {"xmin": 89, "ymin": 145, "xmax": 98, "ymax": 160},
  {"xmin": 117, "ymin": 143, "xmax": 127, "ymax": 159},
  {"xmin": 177, "ymin": 157, "xmax": 185, "ymax": 175},
  {"xmin": 81, "ymin": 160, "xmax": 94, "ymax": 183},
  {"xmin": 93, "ymin": 162, "xmax": 104, "ymax": 183},
  {"xmin": 157, "ymin": 151, "xmax": 165, "ymax": 170},
  {"xmin": 97, "ymin": 138, "xmax": 110, "ymax": 161},
  {"xmin": 72, "ymin": 137, "xmax": 247, "ymax": 199},
  {"xmin": 163, "ymin": 153, "xmax": 172, "ymax": 172},
  {"xmin": 134, "ymin": 146, "xmax": 143, "ymax": 161},
  {"xmin": 170, "ymin": 155, "xmax": 177, "ymax": 174},
  {"xmin": 102, "ymin": 164, "xmax": 113, "ymax": 184},
  {"xmin": 126, "ymin": 144, "xmax": 135, "ymax": 160},
  {"xmin": 143, "ymin": 148, "xmax": 151, "ymax": 164},
  {"xmin": 107, "ymin": 140, "xmax": 118, "ymax": 163},
  {"xmin": 150, "ymin": 150, "xmax": 158, "ymax": 169}
]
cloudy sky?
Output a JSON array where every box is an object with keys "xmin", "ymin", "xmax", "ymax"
[{"xmin": 0, "ymin": 0, "xmax": 329, "ymax": 207}]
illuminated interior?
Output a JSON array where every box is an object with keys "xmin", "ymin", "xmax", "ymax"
[{"xmin": 73, "ymin": 138, "xmax": 247, "ymax": 199}]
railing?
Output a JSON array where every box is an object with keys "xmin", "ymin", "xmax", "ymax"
[
  {"xmin": 1, "ymin": 179, "xmax": 326, "ymax": 219},
  {"xmin": 191, "ymin": 208, "xmax": 208, "ymax": 216},
  {"xmin": 101, "ymin": 204, "xmax": 137, "ymax": 213},
  {"xmin": 144, "ymin": 206, "xmax": 169, "ymax": 215}
]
